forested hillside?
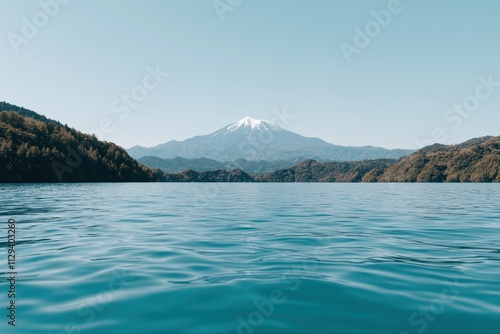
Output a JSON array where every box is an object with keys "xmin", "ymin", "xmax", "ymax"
[
  {"xmin": 0, "ymin": 107, "xmax": 159, "ymax": 182},
  {"xmin": 377, "ymin": 137, "xmax": 500, "ymax": 182},
  {"xmin": 255, "ymin": 137, "xmax": 500, "ymax": 182},
  {"xmin": 163, "ymin": 169, "xmax": 254, "ymax": 182},
  {"xmin": 1, "ymin": 102, "xmax": 498, "ymax": 183},
  {"xmin": 255, "ymin": 159, "xmax": 396, "ymax": 182}
]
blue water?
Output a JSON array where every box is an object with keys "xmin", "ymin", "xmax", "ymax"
[{"xmin": 1, "ymin": 184, "xmax": 499, "ymax": 333}]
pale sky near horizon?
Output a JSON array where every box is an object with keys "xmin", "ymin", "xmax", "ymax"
[{"xmin": 1, "ymin": 0, "xmax": 499, "ymax": 149}]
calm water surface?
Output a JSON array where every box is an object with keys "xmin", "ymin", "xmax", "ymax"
[{"xmin": 1, "ymin": 184, "xmax": 499, "ymax": 333}]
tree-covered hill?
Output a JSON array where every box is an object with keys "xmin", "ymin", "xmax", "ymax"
[
  {"xmin": 377, "ymin": 136, "xmax": 500, "ymax": 182},
  {"xmin": 255, "ymin": 137, "xmax": 500, "ymax": 182},
  {"xmin": 255, "ymin": 159, "xmax": 396, "ymax": 182},
  {"xmin": 0, "ymin": 106, "xmax": 159, "ymax": 182},
  {"xmin": 0, "ymin": 102, "xmax": 62, "ymax": 127},
  {"xmin": 163, "ymin": 169, "xmax": 253, "ymax": 182},
  {"xmin": 2, "ymin": 101, "xmax": 498, "ymax": 183},
  {"xmin": 134, "ymin": 136, "xmax": 500, "ymax": 183}
]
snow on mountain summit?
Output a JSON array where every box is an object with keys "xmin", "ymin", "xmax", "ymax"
[
  {"xmin": 224, "ymin": 116, "xmax": 282, "ymax": 134},
  {"xmin": 236, "ymin": 116, "xmax": 262, "ymax": 128}
]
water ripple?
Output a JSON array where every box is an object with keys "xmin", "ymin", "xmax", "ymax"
[{"xmin": 0, "ymin": 183, "xmax": 499, "ymax": 333}]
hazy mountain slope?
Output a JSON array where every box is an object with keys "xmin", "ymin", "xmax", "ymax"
[
  {"xmin": 138, "ymin": 156, "xmax": 227, "ymax": 172},
  {"xmin": 137, "ymin": 156, "xmax": 306, "ymax": 174}
]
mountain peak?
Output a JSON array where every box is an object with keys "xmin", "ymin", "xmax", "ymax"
[
  {"xmin": 126, "ymin": 115, "xmax": 414, "ymax": 162},
  {"xmin": 225, "ymin": 116, "xmax": 282, "ymax": 133},
  {"xmin": 237, "ymin": 116, "xmax": 263, "ymax": 128}
]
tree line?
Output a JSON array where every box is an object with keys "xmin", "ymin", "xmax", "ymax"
[{"xmin": 0, "ymin": 110, "xmax": 159, "ymax": 182}]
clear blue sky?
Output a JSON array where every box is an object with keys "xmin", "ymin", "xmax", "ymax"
[{"xmin": 1, "ymin": 0, "xmax": 499, "ymax": 149}]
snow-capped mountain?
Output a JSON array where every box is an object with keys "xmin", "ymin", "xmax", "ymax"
[
  {"xmin": 127, "ymin": 117, "xmax": 413, "ymax": 162},
  {"xmin": 215, "ymin": 116, "xmax": 283, "ymax": 135}
]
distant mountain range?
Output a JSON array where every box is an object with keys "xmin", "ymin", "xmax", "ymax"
[
  {"xmin": 1, "ymin": 102, "xmax": 499, "ymax": 183},
  {"xmin": 167, "ymin": 136, "xmax": 500, "ymax": 182},
  {"xmin": 137, "ymin": 156, "xmax": 306, "ymax": 174},
  {"xmin": 127, "ymin": 116, "xmax": 414, "ymax": 162}
]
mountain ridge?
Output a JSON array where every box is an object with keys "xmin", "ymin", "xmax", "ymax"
[
  {"xmin": 127, "ymin": 116, "xmax": 414, "ymax": 162},
  {"xmin": 158, "ymin": 136, "xmax": 500, "ymax": 182},
  {"xmin": 2, "ymin": 102, "xmax": 498, "ymax": 183},
  {"xmin": 137, "ymin": 156, "xmax": 307, "ymax": 174}
]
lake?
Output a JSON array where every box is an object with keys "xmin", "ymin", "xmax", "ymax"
[{"xmin": 1, "ymin": 183, "xmax": 499, "ymax": 333}]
